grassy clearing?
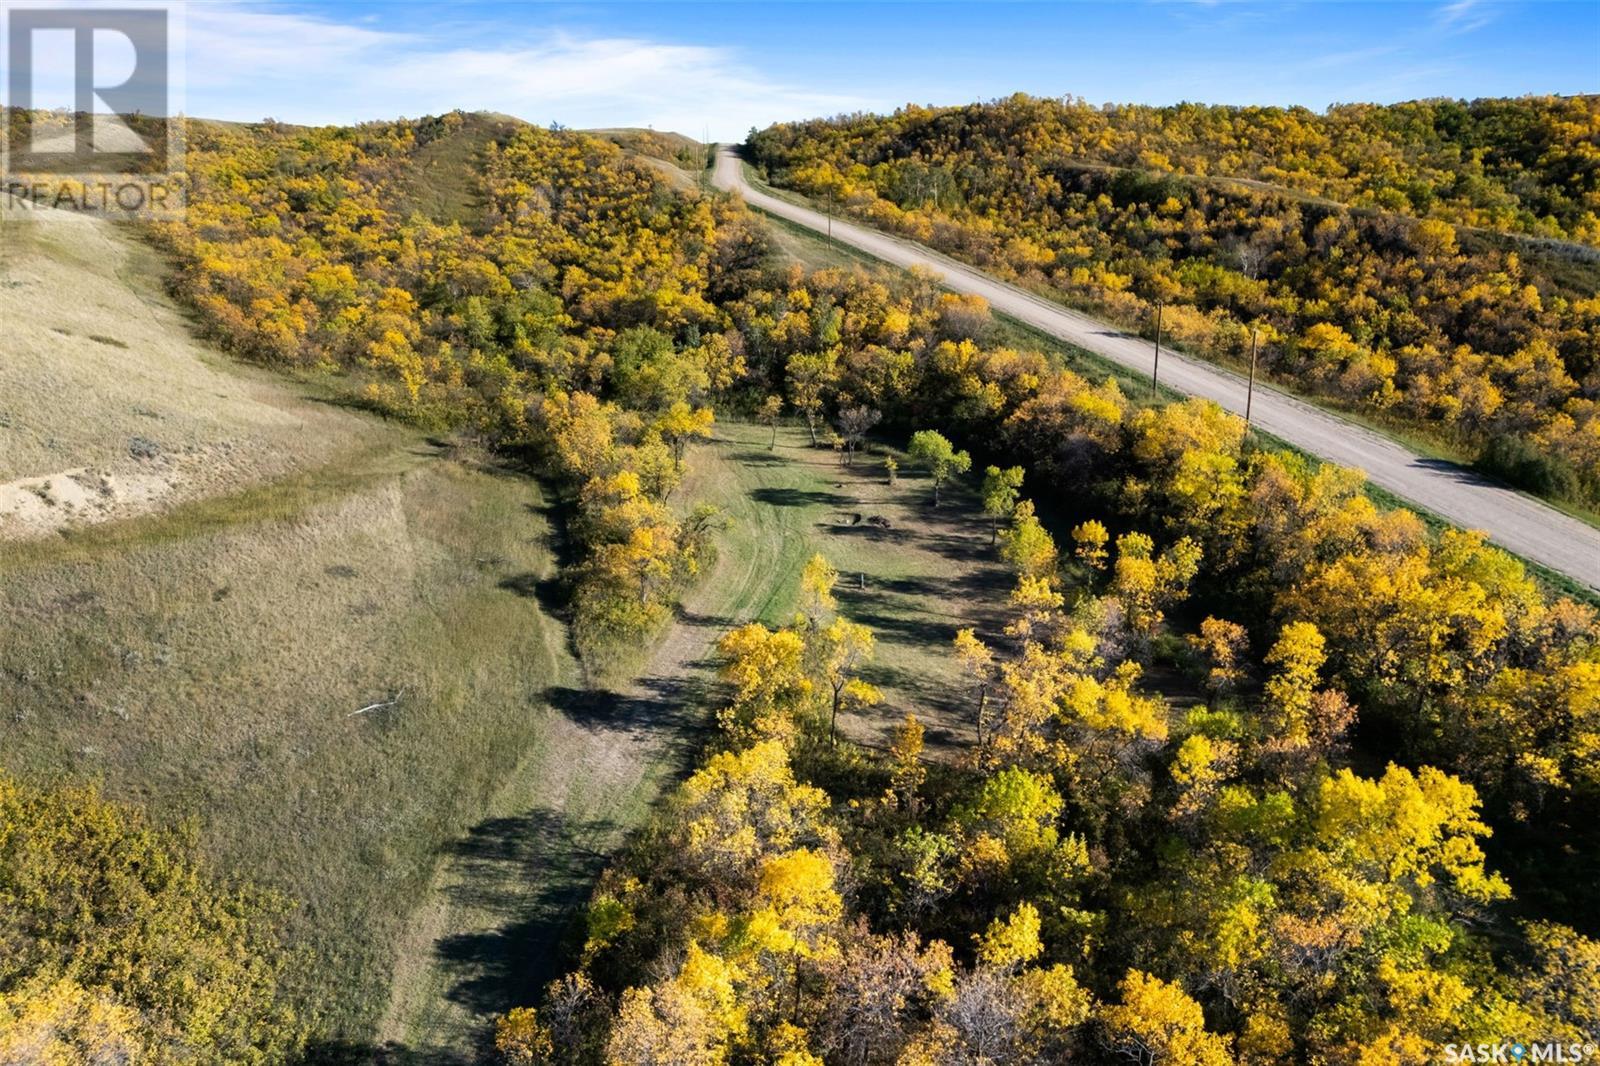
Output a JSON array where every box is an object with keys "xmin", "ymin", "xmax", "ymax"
[
  {"xmin": 392, "ymin": 113, "xmax": 524, "ymax": 226},
  {"xmin": 690, "ymin": 421, "xmax": 1014, "ymax": 750},
  {"xmin": 0, "ymin": 211, "xmax": 385, "ymax": 537}
]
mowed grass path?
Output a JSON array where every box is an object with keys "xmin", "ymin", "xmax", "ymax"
[
  {"xmin": 381, "ymin": 422, "xmax": 810, "ymax": 1059},
  {"xmin": 385, "ymin": 421, "xmax": 1012, "ymax": 1059}
]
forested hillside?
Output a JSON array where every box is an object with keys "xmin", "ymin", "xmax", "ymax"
[
  {"xmin": 3, "ymin": 111, "xmax": 764, "ymax": 1053},
  {"xmin": 747, "ymin": 95, "xmax": 1600, "ymax": 508},
  {"xmin": 4, "ymin": 104, "xmax": 1598, "ymax": 1062},
  {"xmin": 753, "ymin": 95, "xmax": 1600, "ymax": 241},
  {"xmin": 155, "ymin": 111, "xmax": 771, "ymax": 679}
]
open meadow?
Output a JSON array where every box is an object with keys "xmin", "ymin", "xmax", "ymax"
[{"xmin": 2, "ymin": 208, "xmax": 582, "ymax": 1041}]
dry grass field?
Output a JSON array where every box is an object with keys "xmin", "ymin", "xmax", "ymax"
[
  {"xmin": 0, "ymin": 209, "xmax": 584, "ymax": 1040},
  {"xmin": 0, "ymin": 212, "xmax": 385, "ymax": 538}
]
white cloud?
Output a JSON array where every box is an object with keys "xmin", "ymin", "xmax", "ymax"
[
  {"xmin": 1435, "ymin": 0, "xmax": 1497, "ymax": 34},
  {"xmin": 185, "ymin": 3, "xmax": 408, "ymax": 82},
  {"xmin": 177, "ymin": 2, "xmax": 875, "ymax": 139}
]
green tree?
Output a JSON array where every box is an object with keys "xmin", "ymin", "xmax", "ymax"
[
  {"xmin": 999, "ymin": 501, "xmax": 1059, "ymax": 584},
  {"xmin": 1263, "ymin": 620, "xmax": 1326, "ymax": 746},
  {"xmin": 759, "ymin": 394, "xmax": 785, "ymax": 449},
  {"xmin": 813, "ymin": 618, "xmax": 882, "ymax": 745},
  {"xmin": 788, "ymin": 351, "xmax": 840, "ymax": 446},
  {"xmin": 981, "ymin": 465, "xmax": 1026, "ymax": 543},
  {"xmin": 907, "ymin": 430, "xmax": 971, "ymax": 506}
]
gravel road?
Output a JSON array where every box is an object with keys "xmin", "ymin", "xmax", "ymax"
[{"xmin": 714, "ymin": 148, "xmax": 1600, "ymax": 593}]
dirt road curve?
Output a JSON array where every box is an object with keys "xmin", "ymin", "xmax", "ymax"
[{"xmin": 714, "ymin": 148, "xmax": 1600, "ymax": 593}]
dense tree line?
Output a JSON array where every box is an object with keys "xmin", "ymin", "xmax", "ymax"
[
  {"xmin": 750, "ymin": 94, "xmax": 1600, "ymax": 242},
  {"xmin": 505, "ymin": 551, "xmax": 1595, "ymax": 1062},
  {"xmin": 500, "ymin": 262, "xmax": 1600, "ymax": 1062},
  {"xmin": 747, "ymin": 95, "xmax": 1600, "ymax": 505}
]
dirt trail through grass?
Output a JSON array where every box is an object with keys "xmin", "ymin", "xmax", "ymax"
[
  {"xmin": 381, "ymin": 422, "xmax": 1014, "ymax": 1060},
  {"xmin": 378, "ymin": 426, "xmax": 812, "ymax": 1059}
]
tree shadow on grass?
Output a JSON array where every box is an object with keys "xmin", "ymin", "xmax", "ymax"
[
  {"xmin": 345, "ymin": 633, "xmax": 725, "ymax": 1063},
  {"xmin": 543, "ymin": 673, "xmax": 717, "ymax": 745},
  {"xmin": 522, "ymin": 497, "xmax": 581, "ymax": 572},
  {"xmin": 302, "ymin": 391, "xmax": 409, "ymax": 422},
  {"xmin": 824, "ymin": 523, "xmax": 914, "ymax": 545},
  {"xmin": 311, "ymin": 807, "xmax": 639, "ymax": 1064},
  {"xmin": 748, "ymin": 486, "xmax": 852, "ymax": 508},
  {"xmin": 430, "ymin": 807, "xmax": 616, "ymax": 1023},
  {"xmin": 497, "ymin": 572, "xmax": 568, "ymax": 616},
  {"xmin": 417, "ymin": 676, "xmax": 723, "ymax": 1024},
  {"xmin": 873, "ymin": 570, "xmax": 1010, "ymax": 605},
  {"xmin": 728, "ymin": 449, "xmax": 791, "ymax": 467},
  {"xmin": 840, "ymin": 602, "xmax": 959, "ymax": 648},
  {"xmin": 675, "ymin": 606, "xmax": 739, "ymax": 634},
  {"xmin": 860, "ymin": 660, "xmax": 971, "ymax": 717},
  {"xmin": 915, "ymin": 532, "xmax": 992, "ymax": 563},
  {"xmin": 874, "ymin": 575, "xmax": 952, "ymax": 598},
  {"xmin": 540, "ymin": 649, "xmax": 727, "ymax": 789}
]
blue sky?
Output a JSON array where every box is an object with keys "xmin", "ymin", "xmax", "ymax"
[{"xmin": 48, "ymin": 1, "xmax": 1600, "ymax": 137}]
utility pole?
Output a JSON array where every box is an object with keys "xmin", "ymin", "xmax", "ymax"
[
  {"xmin": 1151, "ymin": 301, "xmax": 1163, "ymax": 398},
  {"xmin": 1245, "ymin": 327, "xmax": 1259, "ymax": 427}
]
